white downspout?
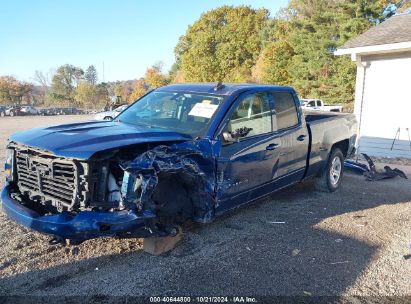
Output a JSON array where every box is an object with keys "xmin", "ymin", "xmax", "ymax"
[{"xmin": 352, "ymin": 53, "xmax": 368, "ymax": 151}]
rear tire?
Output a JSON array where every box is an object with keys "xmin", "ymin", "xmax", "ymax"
[
  {"xmin": 315, "ymin": 148, "xmax": 344, "ymax": 192},
  {"xmin": 9, "ymin": 111, "xmax": 15, "ymax": 117}
]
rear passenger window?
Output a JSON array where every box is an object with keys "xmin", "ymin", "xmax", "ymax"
[
  {"xmin": 272, "ymin": 92, "xmax": 299, "ymax": 130},
  {"xmin": 229, "ymin": 92, "xmax": 272, "ymax": 138}
]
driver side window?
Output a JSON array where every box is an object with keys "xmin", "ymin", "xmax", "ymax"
[{"xmin": 229, "ymin": 92, "xmax": 272, "ymax": 139}]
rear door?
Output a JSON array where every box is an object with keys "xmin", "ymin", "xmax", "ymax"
[
  {"xmin": 216, "ymin": 91, "xmax": 281, "ymax": 209},
  {"xmin": 271, "ymin": 91, "xmax": 309, "ymax": 182}
]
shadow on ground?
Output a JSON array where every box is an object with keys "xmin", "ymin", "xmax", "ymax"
[{"xmin": 0, "ymin": 172, "xmax": 410, "ymax": 297}]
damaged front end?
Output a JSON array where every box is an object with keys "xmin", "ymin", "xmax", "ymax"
[{"xmin": 1, "ymin": 140, "xmax": 216, "ymax": 241}]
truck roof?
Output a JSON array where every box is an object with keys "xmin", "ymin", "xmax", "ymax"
[{"xmin": 156, "ymin": 83, "xmax": 295, "ymax": 96}]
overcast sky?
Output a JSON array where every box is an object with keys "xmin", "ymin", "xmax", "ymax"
[{"xmin": 0, "ymin": 0, "xmax": 289, "ymax": 83}]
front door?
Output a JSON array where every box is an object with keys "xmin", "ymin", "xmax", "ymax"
[{"xmin": 215, "ymin": 91, "xmax": 281, "ymax": 211}]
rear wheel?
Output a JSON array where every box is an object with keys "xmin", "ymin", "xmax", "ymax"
[
  {"xmin": 9, "ymin": 111, "xmax": 15, "ymax": 117},
  {"xmin": 103, "ymin": 116, "xmax": 112, "ymax": 121},
  {"xmin": 0, "ymin": 111, "xmax": 5, "ymax": 117},
  {"xmin": 315, "ymin": 148, "xmax": 344, "ymax": 192}
]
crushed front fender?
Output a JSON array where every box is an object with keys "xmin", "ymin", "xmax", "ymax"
[{"xmin": 122, "ymin": 140, "xmax": 218, "ymax": 223}]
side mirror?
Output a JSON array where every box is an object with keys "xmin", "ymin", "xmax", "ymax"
[
  {"xmin": 222, "ymin": 127, "xmax": 253, "ymax": 143},
  {"xmin": 223, "ymin": 132, "xmax": 239, "ymax": 143}
]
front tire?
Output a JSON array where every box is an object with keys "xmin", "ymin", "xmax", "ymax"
[{"xmin": 315, "ymin": 148, "xmax": 344, "ymax": 192}]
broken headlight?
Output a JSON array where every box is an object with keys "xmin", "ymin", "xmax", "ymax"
[
  {"xmin": 5, "ymin": 148, "xmax": 15, "ymax": 182},
  {"xmin": 121, "ymin": 171, "xmax": 142, "ymax": 208}
]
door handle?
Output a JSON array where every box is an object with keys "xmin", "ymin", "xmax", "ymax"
[
  {"xmin": 297, "ymin": 135, "xmax": 307, "ymax": 141},
  {"xmin": 266, "ymin": 143, "xmax": 279, "ymax": 150}
]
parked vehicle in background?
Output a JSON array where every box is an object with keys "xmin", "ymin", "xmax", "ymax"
[
  {"xmin": 62, "ymin": 107, "xmax": 83, "ymax": 115},
  {"xmin": 0, "ymin": 106, "xmax": 6, "ymax": 117},
  {"xmin": 38, "ymin": 108, "xmax": 51, "ymax": 116},
  {"xmin": 38, "ymin": 108, "xmax": 56, "ymax": 116},
  {"xmin": 39, "ymin": 107, "xmax": 85, "ymax": 116},
  {"xmin": 2, "ymin": 83, "xmax": 357, "ymax": 248},
  {"xmin": 300, "ymin": 99, "xmax": 343, "ymax": 112},
  {"xmin": 53, "ymin": 108, "xmax": 63, "ymax": 115},
  {"xmin": 5, "ymin": 106, "xmax": 24, "ymax": 117},
  {"xmin": 94, "ymin": 104, "xmax": 128, "ymax": 120},
  {"xmin": 20, "ymin": 106, "xmax": 38, "ymax": 115},
  {"xmin": 85, "ymin": 109, "xmax": 98, "ymax": 114}
]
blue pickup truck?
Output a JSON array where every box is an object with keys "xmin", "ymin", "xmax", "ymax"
[{"xmin": 2, "ymin": 83, "xmax": 357, "ymax": 243}]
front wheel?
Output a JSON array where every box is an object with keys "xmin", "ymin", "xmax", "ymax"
[
  {"xmin": 315, "ymin": 148, "xmax": 344, "ymax": 192},
  {"xmin": 9, "ymin": 111, "xmax": 15, "ymax": 117}
]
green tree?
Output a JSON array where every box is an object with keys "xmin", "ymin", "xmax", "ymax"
[
  {"xmin": 145, "ymin": 63, "xmax": 169, "ymax": 89},
  {"xmin": 114, "ymin": 84, "xmax": 122, "ymax": 98},
  {"xmin": 50, "ymin": 64, "xmax": 84, "ymax": 105},
  {"xmin": 85, "ymin": 65, "xmax": 98, "ymax": 85},
  {"xmin": 253, "ymin": 0, "xmax": 393, "ymax": 107},
  {"xmin": 75, "ymin": 82, "xmax": 109, "ymax": 109},
  {"xmin": 175, "ymin": 5, "xmax": 269, "ymax": 82},
  {"xmin": 75, "ymin": 82, "xmax": 97, "ymax": 108},
  {"xmin": 112, "ymin": 82, "xmax": 134, "ymax": 104},
  {"xmin": 0, "ymin": 76, "xmax": 32, "ymax": 105},
  {"xmin": 128, "ymin": 79, "xmax": 147, "ymax": 103},
  {"xmin": 252, "ymin": 39, "xmax": 294, "ymax": 85},
  {"xmin": 33, "ymin": 70, "xmax": 51, "ymax": 105}
]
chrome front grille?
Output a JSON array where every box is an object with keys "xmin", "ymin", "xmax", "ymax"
[{"xmin": 14, "ymin": 147, "xmax": 80, "ymax": 210}]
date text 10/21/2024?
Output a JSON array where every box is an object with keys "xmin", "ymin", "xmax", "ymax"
[{"xmin": 149, "ymin": 296, "xmax": 257, "ymax": 303}]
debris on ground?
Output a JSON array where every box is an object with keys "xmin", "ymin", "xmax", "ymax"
[
  {"xmin": 330, "ymin": 261, "xmax": 350, "ymax": 265},
  {"xmin": 344, "ymin": 153, "xmax": 408, "ymax": 181}
]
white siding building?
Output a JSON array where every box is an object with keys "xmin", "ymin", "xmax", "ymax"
[{"xmin": 335, "ymin": 12, "xmax": 411, "ymax": 158}]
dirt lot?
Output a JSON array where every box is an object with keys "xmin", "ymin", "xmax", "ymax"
[{"xmin": 0, "ymin": 115, "xmax": 411, "ymax": 299}]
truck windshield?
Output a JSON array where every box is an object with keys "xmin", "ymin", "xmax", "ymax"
[{"xmin": 116, "ymin": 91, "xmax": 225, "ymax": 137}]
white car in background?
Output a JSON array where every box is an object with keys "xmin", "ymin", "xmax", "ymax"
[
  {"xmin": 300, "ymin": 99, "xmax": 343, "ymax": 112},
  {"xmin": 94, "ymin": 105, "xmax": 128, "ymax": 120},
  {"xmin": 20, "ymin": 106, "xmax": 39, "ymax": 115}
]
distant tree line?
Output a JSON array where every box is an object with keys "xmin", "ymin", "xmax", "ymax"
[
  {"xmin": 1, "ymin": 0, "xmax": 409, "ymax": 110},
  {"xmin": 114, "ymin": 62, "xmax": 170, "ymax": 104},
  {"xmin": 0, "ymin": 62, "xmax": 170, "ymax": 110}
]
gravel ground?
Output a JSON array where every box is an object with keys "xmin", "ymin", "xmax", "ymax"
[{"xmin": 0, "ymin": 115, "xmax": 410, "ymax": 299}]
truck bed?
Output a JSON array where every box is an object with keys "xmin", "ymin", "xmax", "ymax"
[
  {"xmin": 304, "ymin": 110, "xmax": 344, "ymax": 123},
  {"xmin": 304, "ymin": 110, "xmax": 357, "ymax": 178}
]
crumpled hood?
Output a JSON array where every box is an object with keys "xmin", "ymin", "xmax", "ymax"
[{"xmin": 9, "ymin": 120, "xmax": 191, "ymax": 159}]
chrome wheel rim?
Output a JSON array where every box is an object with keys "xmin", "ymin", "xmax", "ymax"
[{"xmin": 330, "ymin": 156, "xmax": 342, "ymax": 185}]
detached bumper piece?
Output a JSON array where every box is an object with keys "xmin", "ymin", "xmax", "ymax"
[
  {"xmin": 1, "ymin": 184, "xmax": 161, "ymax": 240},
  {"xmin": 344, "ymin": 153, "xmax": 407, "ymax": 181}
]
